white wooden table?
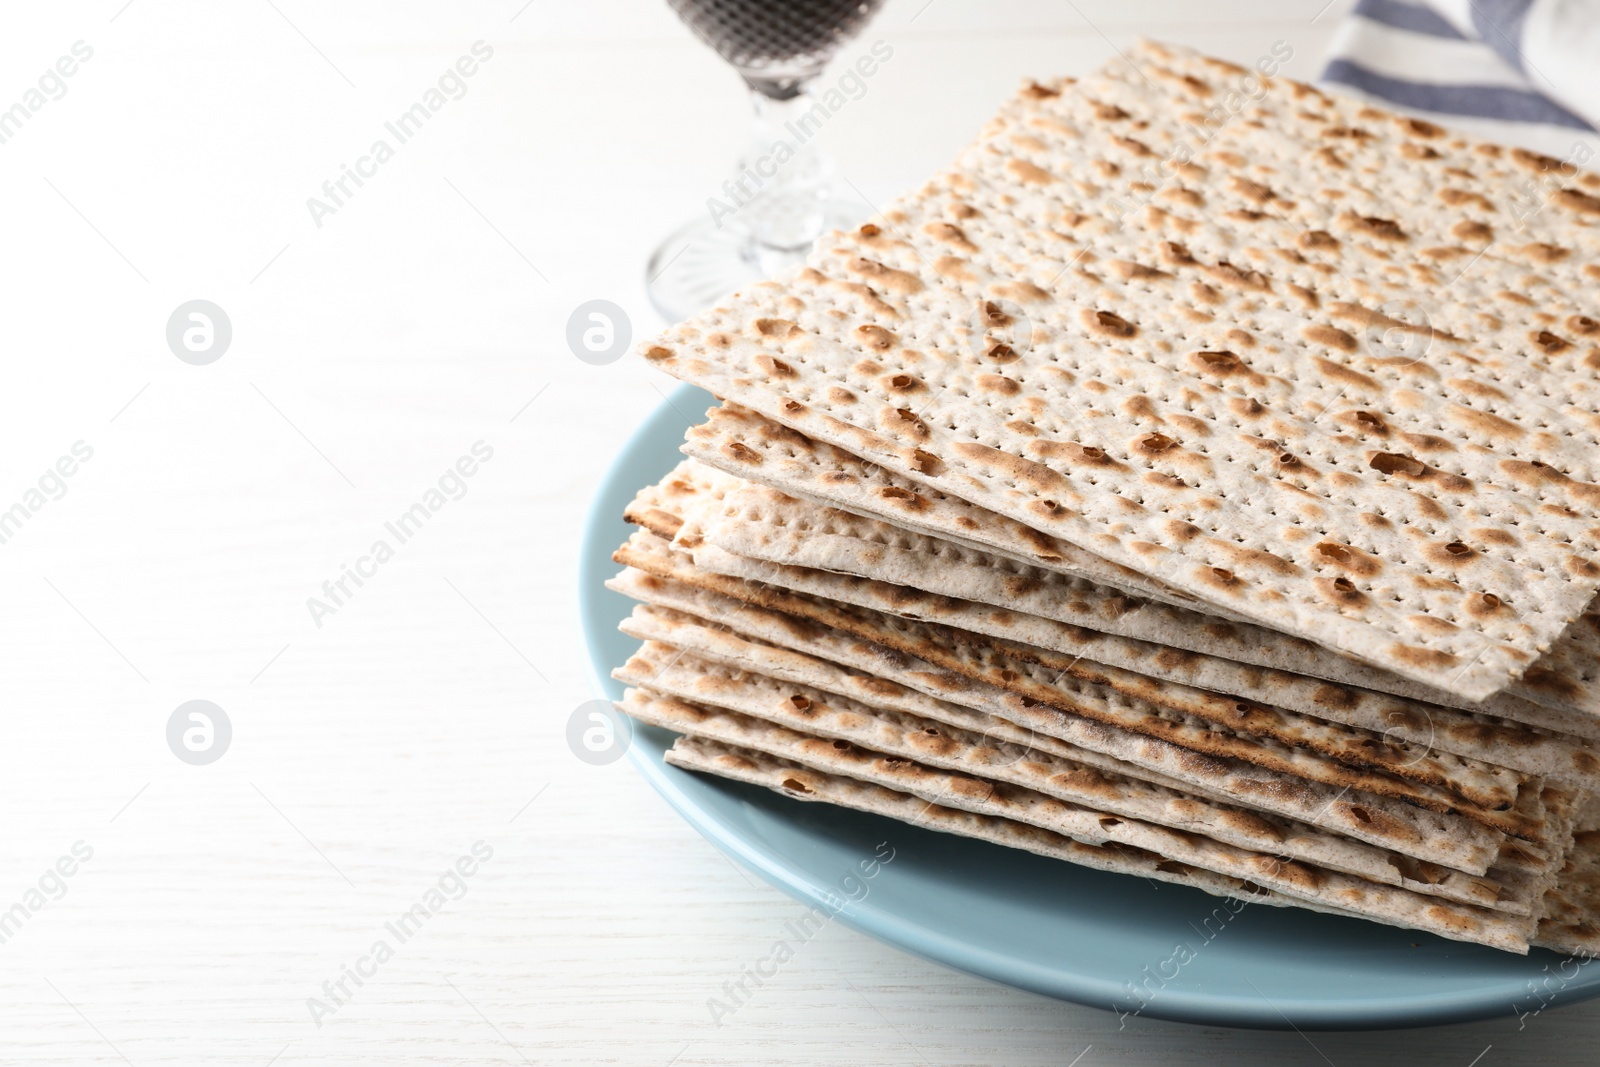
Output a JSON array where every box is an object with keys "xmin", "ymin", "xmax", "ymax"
[{"xmin": 3, "ymin": 1, "xmax": 1594, "ymax": 1062}]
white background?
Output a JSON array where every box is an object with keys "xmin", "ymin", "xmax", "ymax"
[{"xmin": 3, "ymin": 0, "xmax": 1595, "ymax": 1063}]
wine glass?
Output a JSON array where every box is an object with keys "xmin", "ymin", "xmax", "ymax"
[{"xmin": 647, "ymin": 0, "xmax": 887, "ymax": 322}]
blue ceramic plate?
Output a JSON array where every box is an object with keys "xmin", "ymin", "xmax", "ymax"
[{"xmin": 580, "ymin": 383, "xmax": 1600, "ymax": 1031}]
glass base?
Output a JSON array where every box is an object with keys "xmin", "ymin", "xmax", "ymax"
[{"xmin": 644, "ymin": 200, "xmax": 866, "ymax": 324}]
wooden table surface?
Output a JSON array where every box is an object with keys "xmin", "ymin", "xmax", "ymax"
[{"xmin": 3, "ymin": 0, "xmax": 1595, "ymax": 1062}]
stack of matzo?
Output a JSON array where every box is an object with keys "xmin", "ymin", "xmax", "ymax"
[{"xmin": 608, "ymin": 40, "xmax": 1600, "ymax": 955}]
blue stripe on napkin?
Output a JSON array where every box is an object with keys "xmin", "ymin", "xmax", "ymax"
[
  {"xmin": 1351, "ymin": 0, "xmax": 1468, "ymax": 40},
  {"xmin": 1321, "ymin": 57, "xmax": 1594, "ymax": 129},
  {"xmin": 1470, "ymin": 0, "xmax": 1537, "ymax": 74}
]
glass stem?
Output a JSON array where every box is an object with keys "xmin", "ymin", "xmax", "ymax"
[{"xmin": 727, "ymin": 81, "xmax": 835, "ymax": 259}]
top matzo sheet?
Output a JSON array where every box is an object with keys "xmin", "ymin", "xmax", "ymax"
[{"xmin": 638, "ymin": 40, "xmax": 1600, "ymax": 701}]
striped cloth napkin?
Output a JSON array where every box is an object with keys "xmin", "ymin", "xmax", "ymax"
[{"xmin": 1321, "ymin": 0, "xmax": 1599, "ymax": 158}]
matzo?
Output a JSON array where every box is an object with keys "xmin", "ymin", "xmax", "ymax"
[
  {"xmin": 683, "ymin": 404, "xmax": 1600, "ymax": 726},
  {"xmin": 1535, "ymin": 831, "xmax": 1600, "ymax": 957},
  {"xmin": 629, "ymin": 468, "xmax": 1553, "ymax": 811},
  {"xmin": 685, "ymin": 542, "xmax": 1528, "ymax": 811},
  {"xmin": 671, "ymin": 734, "xmax": 1600, "ymax": 955},
  {"xmin": 618, "ymin": 624, "xmax": 1552, "ymax": 912},
  {"xmin": 687, "ymin": 487, "xmax": 1600, "ymax": 780},
  {"xmin": 616, "ymin": 530, "xmax": 1561, "ymax": 845},
  {"xmin": 620, "ymin": 604, "xmax": 1163, "ymax": 783},
  {"xmin": 684, "ymin": 404, "xmax": 1228, "ymax": 610},
  {"xmin": 609, "ymin": 566, "xmax": 1508, "ymax": 870},
  {"xmin": 1107, "ymin": 41, "xmax": 1600, "ymax": 360},
  {"xmin": 951, "ymin": 43, "xmax": 1600, "ymax": 453},
  {"xmin": 664, "ymin": 731, "xmax": 1318, "ymax": 907},
  {"xmin": 632, "ymin": 691, "xmax": 1535, "ymax": 951},
  {"xmin": 637, "ymin": 44, "xmax": 1600, "ymax": 700},
  {"xmin": 608, "ymin": 547, "xmax": 1522, "ymax": 871}
]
